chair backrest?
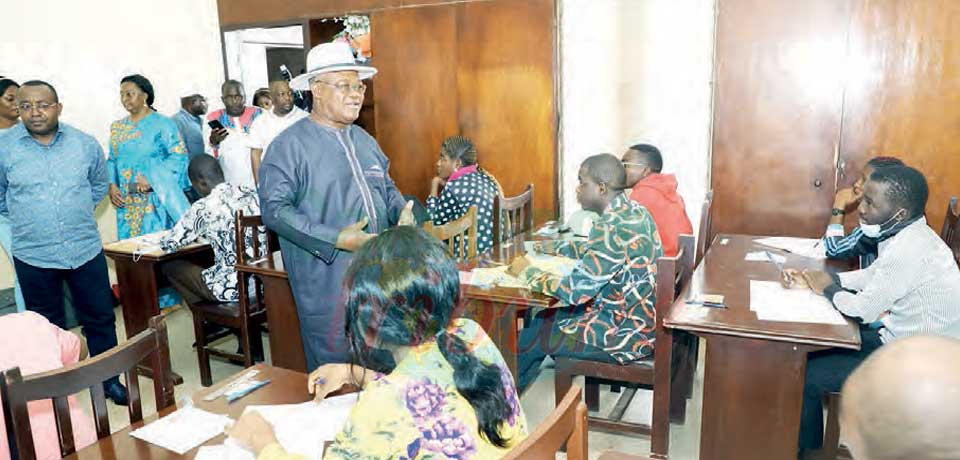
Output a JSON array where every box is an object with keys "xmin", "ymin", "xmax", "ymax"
[
  {"xmin": 502, "ymin": 385, "xmax": 587, "ymax": 460},
  {"xmin": 695, "ymin": 190, "xmax": 714, "ymax": 265},
  {"xmin": 940, "ymin": 196, "xmax": 960, "ymax": 265},
  {"xmin": 423, "ymin": 206, "xmax": 479, "ymax": 261},
  {"xmin": 493, "ymin": 184, "xmax": 534, "ymax": 244},
  {"xmin": 655, "ymin": 234, "xmax": 696, "ymax": 328},
  {"xmin": 234, "ymin": 211, "xmax": 273, "ymax": 312},
  {"xmin": 1, "ymin": 315, "xmax": 174, "ymax": 459}
]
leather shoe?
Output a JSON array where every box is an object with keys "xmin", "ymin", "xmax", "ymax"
[{"xmin": 103, "ymin": 380, "xmax": 129, "ymax": 406}]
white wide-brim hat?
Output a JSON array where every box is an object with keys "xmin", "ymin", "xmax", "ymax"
[{"xmin": 290, "ymin": 42, "xmax": 377, "ymax": 91}]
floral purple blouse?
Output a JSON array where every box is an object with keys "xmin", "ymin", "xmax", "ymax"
[{"xmin": 325, "ymin": 318, "xmax": 528, "ymax": 459}]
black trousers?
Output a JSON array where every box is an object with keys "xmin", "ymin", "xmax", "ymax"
[
  {"xmin": 799, "ymin": 325, "xmax": 883, "ymax": 450},
  {"xmin": 14, "ymin": 252, "xmax": 120, "ymax": 377},
  {"xmin": 516, "ymin": 307, "xmax": 618, "ymax": 392}
]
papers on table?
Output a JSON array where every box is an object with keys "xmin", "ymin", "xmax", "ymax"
[
  {"xmin": 238, "ymin": 393, "xmax": 359, "ymax": 459},
  {"xmin": 129, "ymin": 406, "xmax": 232, "ymax": 455},
  {"xmin": 193, "ymin": 439, "xmax": 254, "ymax": 460},
  {"xmin": 744, "ymin": 251, "xmax": 786, "ymax": 264},
  {"xmin": 754, "ymin": 237, "xmax": 826, "ymax": 260},
  {"xmin": 460, "ymin": 255, "xmax": 579, "ymax": 289},
  {"xmin": 749, "ymin": 280, "xmax": 846, "ymax": 325}
]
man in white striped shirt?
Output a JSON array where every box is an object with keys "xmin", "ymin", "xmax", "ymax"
[{"xmin": 784, "ymin": 165, "xmax": 960, "ymax": 458}]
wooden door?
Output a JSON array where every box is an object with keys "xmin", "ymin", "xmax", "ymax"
[
  {"xmin": 373, "ymin": 0, "xmax": 558, "ymax": 223},
  {"xmin": 838, "ymin": 0, "xmax": 960, "ymax": 232},
  {"xmin": 711, "ymin": 0, "xmax": 852, "ymax": 237}
]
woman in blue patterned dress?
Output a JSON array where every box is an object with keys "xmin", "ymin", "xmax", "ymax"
[{"xmin": 107, "ymin": 74, "xmax": 189, "ymax": 308}]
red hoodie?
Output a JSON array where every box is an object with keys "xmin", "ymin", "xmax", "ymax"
[{"xmin": 628, "ymin": 173, "xmax": 693, "ymax": 257}]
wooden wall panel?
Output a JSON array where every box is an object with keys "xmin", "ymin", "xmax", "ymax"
[
  {"xmin": 711, "ymin": 0, "xmax": 851, "ymax": 238},
  {"xmin": 456, "ymin": 0, "xmax": 557, "ymax": 222},
  {"xmin": 839, "ymin": 0, "xmax": 960, "ymax": 232},
  {"xmin": 220, "ymin": 0, "xmax": 493, "ymax": 29},
  {"xmin": 371, "ymin": 5, "xmax": 460, "ymax": 200}
]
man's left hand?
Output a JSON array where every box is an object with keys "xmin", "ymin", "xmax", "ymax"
[
  {"xmin": 398, "ymin": 201, "xmax": 416, "ymax": 226},
  {"xmin": 802, "ymin": 270, "xmax": 834, "ymax": 295},
  {"xmin": 507, "ymin": 255, "xmax": 531, "ymax": 277}
]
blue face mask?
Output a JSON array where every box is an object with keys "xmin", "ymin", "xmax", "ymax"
[{"xmin": 860, "ymin": 209, "xmax": 905, "ymax": 238}]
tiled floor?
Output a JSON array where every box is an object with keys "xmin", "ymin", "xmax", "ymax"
[{"xmin": 70, "ymin": 306, "xmax": 706, "ymax": 459}]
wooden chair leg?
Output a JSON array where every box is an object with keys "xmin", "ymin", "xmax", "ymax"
[
  {"xmin": 651, "ymin": 328, "xmax": 675, "ymax": 459},
  {"xmin": 240, "ymin": 323, "xmax": 254, "ymax": 368},
  {"xmin": 585, "ymin": 377, "xmax": 600, "ymax": 412},
  {"xmin": 669, "ymin": 333, "xmax": 696, "ymax": 423},
  {"xmin": 192, "ymin": 314, "xmax": 213, "ymax": 387},
  {"xmin": 822, "ymin": 392, "xmax": 842, "ymax": 460},
  {"xmin": 554, "ymin": 362, "xmax": 574, "ymax": 409}
]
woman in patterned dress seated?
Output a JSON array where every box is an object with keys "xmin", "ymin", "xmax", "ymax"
[
  {"xmin": 229, "ymin": 226, "xmax": 528, "ymax": 459},
  {"xmin": 426, "ymin": 135, "xmax": 502, "ymax": 254}
]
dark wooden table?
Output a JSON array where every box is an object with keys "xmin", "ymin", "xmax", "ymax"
[
  {"xmin": 664, "ymin": 234, "xmax": 861, "ymax": 460},
  {"xmin": 458, "ymin": 233, "xmax": 558, "ymax": 382},
  {"xmin": 235, "ymin": 251, "xmax": 308, "ymax": 373},
  {"xmin": 104, "ymin": 238, "xmax": 214, "ymax": 385},
  {"xmin": 63, "ymin": 364, "xmax": 312, "ymax": 459}
]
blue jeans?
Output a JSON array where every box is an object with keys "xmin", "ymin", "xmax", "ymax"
[{"xmin": 0, "ymin": 215, "xmax": 25, "ymax": 312}]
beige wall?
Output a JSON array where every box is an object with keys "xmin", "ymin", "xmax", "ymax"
[
  {"xmin": 1, "ymin": 0, "xmax": 226, "ymax": 289},
  {"xmin": 558, "ymin": 0, "xmax": 716, "ymax": 233}
]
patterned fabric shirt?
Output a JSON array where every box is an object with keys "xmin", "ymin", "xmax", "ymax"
[
  {"xmin": 0, "ymin": 123, "xmax": 108, "ymax": 269},
  {"xmin": 426, "ymin": 169, "xmax": 499, "ymax": 254},
  {"xmin": 258, "ymin": 318, "xmax": 528, "ymax": 460},
  {"xmin": 158, "ymin": 182, "xmax": 261, "ymax": 302},
  {"xmin": 519, "ymin": 193, "xmax": 663, "ymax": 364}
]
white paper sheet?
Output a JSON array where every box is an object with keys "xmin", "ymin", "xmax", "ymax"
[
  {"xmin": 754, "ymin": 237, "xmax": 826, "ymax": 260},
  {"xmin": 129, "ymin": 406, "xmax": 233, "ymax": 455},
  {"xmin": 745, "ymin": 251, "xmax": 786, "ymax": 264},
  {"xmin": 193, "ymin": 440, "xmax": 255, "ymax": 460},
  {"xmin": 460, "ymin": 255, "xmax": 578, "ymax": 289},
  {"xmin": 749, "ymin": 280, "xmax": 847, "ymax": 325},
  {"xmin": 239, "ymin": 393, "xmax": 359, "ymax": 459}
]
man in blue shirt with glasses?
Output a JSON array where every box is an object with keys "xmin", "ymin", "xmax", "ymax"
[{"xmin": 0, "ymin": 80, "xmax": 127, "ymax": 405}]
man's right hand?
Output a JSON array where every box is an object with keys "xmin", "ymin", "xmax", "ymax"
[
  {"xmin": 209, "ymin": 128, "xmax": 229, "ymax": 146},
  {"xmin": 833, "ymin": 187, "xmax": 861, "ymax": 210},
  {"xmin": 108, "ymin": 184, "xmax": 125, "ymax": 208},
  {"xmin": 336, "ymin": 217, "xmax": 375, "ymax": 252}
]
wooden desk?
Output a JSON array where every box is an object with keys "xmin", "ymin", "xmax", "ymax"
[
  {"xmin": 104, "ymin": 237, "xmax": 213, "ymax": 384},
  {"xmin": 63, "ymin": 364, "xmax": 312, "ymax": 459},
  {"xmin": 459, "ymin": 234, "xmax": 557, "ymax": 382},
  {"xmin": 235, "ymin": 252, "xmax": 307, "ymax": 373},
  {"xmin": 664, "ymin": 234, "xmax": 861, "ymax": 460}
]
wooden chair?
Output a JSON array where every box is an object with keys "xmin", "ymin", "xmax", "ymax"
[
  {"xmin": 424, "ymin": 205, "xmax": 479, "ymax": 262},
  {"xmin": 695, "ymin": 190, "xmax": 714, "ymax": 265},
  {"xmin": 189, "ymin": 211, "xmax": 271, "ymax": 386},
  {"xmin": 502, "ymin": 385, "xmax": 588, "ymax": 460},
  {"xmin": 493, "ymin": 184, "xmax": 534, "ymax": 244},
  {"xmin": 1, "ymin": 315, "xmax": 174, "ymax": 460},
  {"xmin": 940, "ymin": 196, "xmax": 960, "ymax": 265},
  {"xmin": 554, "ymin": 234, "xmax": 696, "ymax": 460}
]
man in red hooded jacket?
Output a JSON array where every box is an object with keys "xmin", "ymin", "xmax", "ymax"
[{"xmin": 621, "ymin": 144, "xmax": 693, "ymax": 257}]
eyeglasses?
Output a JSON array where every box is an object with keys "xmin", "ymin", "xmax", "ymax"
[
  {"xmin": 17, "ymin": 102, "xmax": 57, "ymax": 112},
  {"xmin": 622, "ymin": 161, "xmax": 646, "ymax": 168},
  {"xmin": 312, "ymin": 80, "xmax": 367, "ymax": 94}
]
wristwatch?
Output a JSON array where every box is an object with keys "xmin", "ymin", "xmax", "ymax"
[{"xmin": 831, "ymin": 208, "xmax": 845, "ymax": 216}]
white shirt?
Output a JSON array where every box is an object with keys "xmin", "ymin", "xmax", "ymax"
[
  {"xmin": 247, "ymin": 107, "xmax": 309, "ymax": 155},
  {"xmin": 204, "ymin": 116, "xmax": 256, "ymax": 189},
  {"xmin": 832, "ymin": 217, "xmax": 960, "ymax": 343}
]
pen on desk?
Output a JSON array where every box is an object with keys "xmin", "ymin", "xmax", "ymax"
[{"xmin": 764, "ymin": 250, "xmax": 786, "ymax": 273}]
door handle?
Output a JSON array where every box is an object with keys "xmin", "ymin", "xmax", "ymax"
[{"xmin": 814, "ymin": 179, "xmax": 823, "ymax": 188}]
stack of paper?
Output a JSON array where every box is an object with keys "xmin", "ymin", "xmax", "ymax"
[
  {"xmin": 240, "ymin": 393, "xmax": 359, "ymax": 459},
  {"xmin": 749, "ymin": 280, "xmax": 846, "ymax": 325},
  {"xmin": 754, "ymin": 237, "xmax": 826, "ymax": 260},
  {"xmin": 461, "ymin": 255, "xmax": 578, "ymax": 289},
  {"xmin": 129, "ymin": 406, "xmax": 232, "ymax": 455}
]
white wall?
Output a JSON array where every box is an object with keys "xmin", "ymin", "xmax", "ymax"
[
  {"xmin": 558, "ymin": 0, "xmax": 716, "ymax": 234},
  {"xmin": 1, "ymin": 0, "xmax": 225, "ymax": 288}
]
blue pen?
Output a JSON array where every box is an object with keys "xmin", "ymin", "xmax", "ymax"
[{"xmin": 226, "ymin": 379, "xmax": 271, "ymax": 403}]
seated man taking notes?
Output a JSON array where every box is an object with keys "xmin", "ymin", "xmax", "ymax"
[
  {"xmin": 507, "ymin": 154, "xmax": 663, "ymax": 392},
  {"xmin": 824, "ymin": 156, "xmax": 903, "ymax": 268},
  {"xmin": 782, "ymin": 165, "xmax": 960, "ymax": 458}
]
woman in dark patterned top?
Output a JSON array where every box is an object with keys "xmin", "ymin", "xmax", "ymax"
[{"xmin": 426, "ymin": 136, "xmax": 501, "ymax": 254}]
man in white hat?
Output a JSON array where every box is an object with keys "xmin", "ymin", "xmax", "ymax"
[
  {"xmin": 171, "ymin": 85, "xmax": 208, "ymax": 159},
  {"xmin": 259, "ymin": 42, "xmax": 414, "ymax": 370}
]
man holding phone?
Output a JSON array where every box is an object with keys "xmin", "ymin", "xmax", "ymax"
[{"xmin": 205, "ymin": 80, "xmax": 261, "ymax": 189}]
